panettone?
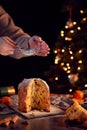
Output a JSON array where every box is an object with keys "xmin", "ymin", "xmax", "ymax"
[
  {"xmin": 66, "ymin": 101, "xmax": 87, "ymax": 123},
  {"xmin": 18, "ymin": 78, "xmax": 50, "ymax": 112}
]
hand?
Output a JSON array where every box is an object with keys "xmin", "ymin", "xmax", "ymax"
[
  {"xmin": 0, "ymin": 36, "xmax": 16, "ymax": 56},
  {"xmin": 29, "ymin": 35, "xmax": 50, "ymax": 56}
]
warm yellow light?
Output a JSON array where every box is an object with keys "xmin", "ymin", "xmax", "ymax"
[
  {"xmin": 65, "ymin": 37, "xmax": 72, "ymax": 41},
  {"xmin": 54, "ymin": 50, "xmax": 57, "ymax": 54},
  {"xmin": 61, "ymin": 49, "xmax": 65, "ymax": 52},
  {"xmin": 63, "ymin": 67, "xmax": 67, "ymax": 71},
  {"xmin": 84, "ymin": 84, "xmax": 87, "ymax": 88},
  {"xmin": 73, "ymin": 21, "xmax": 77, "ymax": 25},
  {"xmin": 60, "ymin": 30, "xmax": 64, "ymax": 37},
  {"xmin": 78, "ymin": 60, "xmax": 82, "ymax": 64},
  {"xmin": 69, "ymin": 51, "xmax": 73, "ymax": 54},
  {"xmin": 69, "ymin": 89, "xmax": 72, "ymax": 92},
  {"xmin": 61, "ymin": 33, "xmax": 64, "ymax": 37},
  {"xmin": 60, "ymin": 30, "xmax": 64, "ymax": 34},
  {"xmin": 66, "ymin": 63, "xmax": 69, "ymax": 66},
  {"xmin": 67, "ymin": 70, "xmax": 70, "ymax": 73},
  {"xmin": 54, "ymin": 59, "xmax": 58, "ymax": 64},
  {"xmin": 54, "ymin": 56, "xmax": 59, "ymax": 64},
  {"xmin": 77, "ymin": 66, "xmax": 81, "ymax": 70},
  {"xmin": 61, "ymin": 62, "xmax": 64, "ymax": 66},
  {"xmin": 55, "ymin": 77, "xmax": 58, "ymax": 80},
  {"xmin": 70, "ymin": 30, "xmax": 74, "ymax": 33},
  {"xmin": 77, "ymin": 26, "xmax": 81, "ymax": 30},
  {"xmin": 80, "ymin": 10, "xmax": 84, "ymax": 14},
  {"xmin": 65, "ymin": 25, "xmax": 68, "ymax": 29},
  {"xmin": 68, "ymin": 38, "xmax": 72, "ymax": 41},
  {"xmin": 65, "ymin": 37, "xmax": 68, "ymax": 40},
  {"xmin": 79, "ymin": 50, "xmax": 82, "ymax": 53},
  {"xmin": 70, "ymin": 56, "xmax": 74, "ymax": 60},
  {"xmin": 82, "ymin": 17, "xmax": 86, "ymax": 21},
  {"xmin": 68, "ymin": 66, "xmax": 70, "ymax": 69}
]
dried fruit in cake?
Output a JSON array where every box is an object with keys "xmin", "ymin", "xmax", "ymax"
[
  {"xmin": 18, "ymin": 78, "xmax": 50, "ymax": 112},
  {"xmin": 66, "ymin": 101, "xmax": 87, "ymax": 123}
]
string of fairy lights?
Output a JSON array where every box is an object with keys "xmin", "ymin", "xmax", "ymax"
[{"xmin": 53, "ymin": 9, "xmax": 87, "ymax": 92}]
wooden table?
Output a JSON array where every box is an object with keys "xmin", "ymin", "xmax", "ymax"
[
  {"xmin": 0, "ymin": 114, "xmax": 87, "ymax": 130},
  {"xmin": 0, "ymin": 94, "xmax": 87, "ymax": 130}
]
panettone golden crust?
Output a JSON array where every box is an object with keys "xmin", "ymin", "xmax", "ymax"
[
  {"xmin": 18, "ymin": 78, "xmax": 50, "ymax": 112},
  {"xmin": 66, "ymin": 101, "xmax": 87, "ymax": 123}
]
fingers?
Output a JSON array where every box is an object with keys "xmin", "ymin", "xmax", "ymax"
[
  {"xmin": 35, "ymin": 44, "xmax": 50, "ymax": 56},
  {"xmin": 40, "ymin": 41, "xmax": 50, "ymax": 50},
  {"xmin": 31, "ymin": 35, "xmax": 43, "ymax": 42},
  {"xmin": 36, "ymin": 52, "xmax": 50, "ymax": 57},
  {"xmin": 28, "ymin": 35, "xmax": 50, "ymax": 57},
  {"xmin": 1, "ymin": 50, "xmax": 14, "ymax": 56},
  {"xmin": 2, "ymin": 37, "xmax": 16, "ymax": 48},
  {"xmin": 0, "ymin": 37, "xmax": 16, "ymax": 56},
  {"xmin": 38, "ymin": 41, "xmax": 50, "ymax": 56}
]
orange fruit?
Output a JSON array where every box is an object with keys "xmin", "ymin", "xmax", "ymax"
[
  {"xmin": 73, "ymin": 90, "xmax": 84, "ymax": 100},
  {"xmin": 0, "ymin": 96, "xmax": 12, "ymax": 105}
]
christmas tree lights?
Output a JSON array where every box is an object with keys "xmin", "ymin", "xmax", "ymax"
[{"xmin": 44, "ymin": 8, "xmax": 87, "ymax": 94}]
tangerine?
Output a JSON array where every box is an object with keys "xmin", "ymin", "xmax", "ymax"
[
  {"xmin": 73, "ymin": 90, "xmax": 84, "ymax": 100},
  {"xmin": 0, "ymin": 96, "xmax": 12, "ymax": 105}
]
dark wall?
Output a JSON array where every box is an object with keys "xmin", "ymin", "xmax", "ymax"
[{"xmin": 0, "ymin": 0, "xmax": 63, "ymax": 88}]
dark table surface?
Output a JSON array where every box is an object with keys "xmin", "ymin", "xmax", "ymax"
[
  {"xmin": 0, "ymin": 113, "xmax": 87, "ymax": 130},
  {"xmin": 0, "ymin": 93, "xmax": 87, "ymax": 130}
]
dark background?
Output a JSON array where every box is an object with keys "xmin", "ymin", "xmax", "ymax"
[{"xmin": 0, "ymin": 0, "xmax": 87, "ymax": 90}]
